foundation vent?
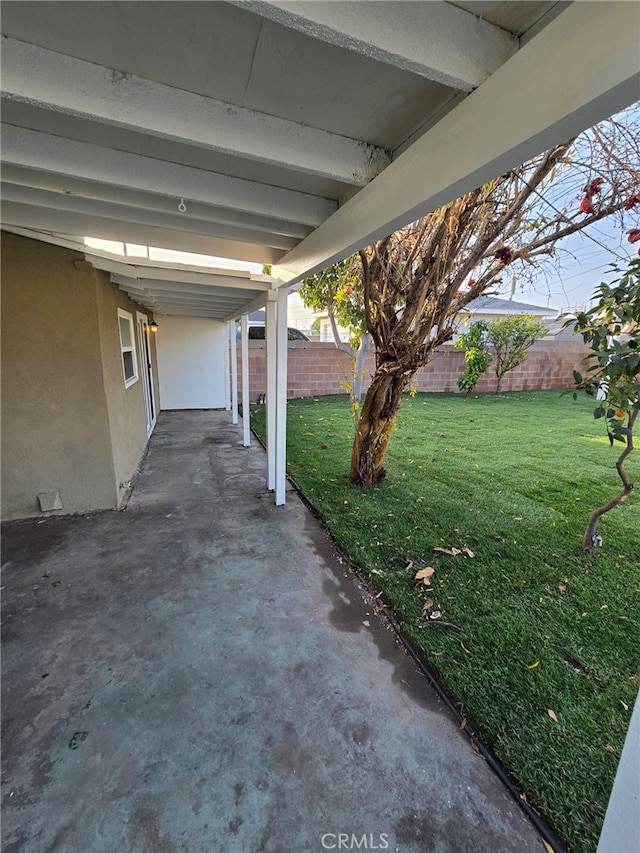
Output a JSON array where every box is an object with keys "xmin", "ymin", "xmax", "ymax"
[{"xmin": 37, "ymin": 491, "xmax": 63, "ymax": 512}]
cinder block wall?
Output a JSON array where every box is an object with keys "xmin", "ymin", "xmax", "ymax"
[{"xmin": 236, "ymin": 339, "xmax": 589, "ymax": 402}]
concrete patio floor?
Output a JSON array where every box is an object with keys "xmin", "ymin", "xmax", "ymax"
[{"xmin": 1, "ymin": 410, "xmax": 548, "ymax": 853}]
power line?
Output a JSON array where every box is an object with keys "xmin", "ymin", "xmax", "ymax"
[{"xmin": 513, "ymin": 169, "xmax": 629, "ymax": 262}]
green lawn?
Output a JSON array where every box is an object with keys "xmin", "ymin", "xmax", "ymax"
[{"xmin": 251, "ymin": 391, "xmax": 639, "ymax": 853}]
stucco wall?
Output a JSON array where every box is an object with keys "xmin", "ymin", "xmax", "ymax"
[
  {"xmin": 1, "ymin": 233, "xmax": 116, "ymax": 519},
  {"xmin": 1, "ymin": 232, "xmax": 159, "ymax": 520},
  {"xmin": 156, "ymin": 316, "xmax": 227, "ymax": 409},
  {"xmin": 95, "ymin": 272, "xmax": 156, "ymax": 503}
]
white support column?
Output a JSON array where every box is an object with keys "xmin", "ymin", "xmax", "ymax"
[
  {"xmin": 230, "ymin": 320, "xmax": 239, "ymax": 426},
  {"xmin": 265, "ymin": 292, "xmax": 277, "ymax": 491},
  {"xmin": 597, "ymin": 689, "xmax": 640, "ymax": 853},
  {"xmin": 240, "ymin": 313, "xmax": 251, "ymax": 447},
  {"xmin": 275, "ymin": 285, "xmax": 289, "ymax": 505},
  {"xmin": 224, "ymin": 321, "xmax": 232, "ymax": 411}
]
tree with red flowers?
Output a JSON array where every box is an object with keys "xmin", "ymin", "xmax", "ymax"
[{"xmin": 349, "ymin": 110, "xmax": 640, "ymax": 485}]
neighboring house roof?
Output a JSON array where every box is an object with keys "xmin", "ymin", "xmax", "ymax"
[{"xmin": 463, "ymin": 296, "xmax": 557, "ymax": 317}]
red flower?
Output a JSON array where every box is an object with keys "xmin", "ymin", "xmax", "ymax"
[
  {"xmin": 623, "ymin": 196, "xmax": 640, "ymax": 210},
  {"xmin": 468, "ymin": 279, "xmax": 476, "ymax": 287},
  {"xmin": 580, "ymin": 197, "xmax": 593, "ymax": 214},
  {"xmin": 494, "ymin": 247, "xmax": 512, "ymax": 266},
  {"xmin": 584, "ymin": 178, "xmax": 604, "ymax": 196},
  {"xmin": 627, "ymin": 228, "xmax": 640, "ymax": 244}
]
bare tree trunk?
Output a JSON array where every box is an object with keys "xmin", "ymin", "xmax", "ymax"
[
  {"xmin": 350, "ymin": 367, "xmax": 408, "ymax": 484},
  {"xmin": 583, "ymin": 409, "xmax": 637, "ymax": 554},
  {"xmin": 352, "ymin": 333, "xmax": 373, "ymax": 405}
]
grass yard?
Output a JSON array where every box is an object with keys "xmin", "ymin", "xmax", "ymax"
[{"xmin": 251, "ymin": 391, "xmax": 639, "ymax": 853}]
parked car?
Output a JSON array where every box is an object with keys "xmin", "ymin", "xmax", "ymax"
[{"xmin": 237, "ymin": 325, "xmax": 309, "ymax": 341}]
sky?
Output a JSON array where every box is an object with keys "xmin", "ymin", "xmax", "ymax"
[{"xmin": 493, "ymin": 218, "xmax": 636, "ymax": 314}]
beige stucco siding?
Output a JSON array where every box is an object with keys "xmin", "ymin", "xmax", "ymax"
[
  {"xmin": 1, "ymin": 233, "xmax": 117, "ymax": 519},
  {"xmin": 1, "ymin": 232, "xmax": 159, "ymax": 520},
  {"xmin": 95, "ymin": 273, "xmax": 154, "ymax": 504}
]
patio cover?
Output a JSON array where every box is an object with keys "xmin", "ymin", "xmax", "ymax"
[{"xmin": 1, "ymin": 0, "xmax": 638, "ymax": 305}]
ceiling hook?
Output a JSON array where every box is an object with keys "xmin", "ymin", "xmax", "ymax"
[{"xmin": 178, "ymin": 197, "xmax": 187, "ymax": 213}]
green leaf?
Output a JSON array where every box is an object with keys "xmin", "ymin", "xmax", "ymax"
[{"xmin": 593, "ymin": 407, "xmax": 605, "ymax": 419}]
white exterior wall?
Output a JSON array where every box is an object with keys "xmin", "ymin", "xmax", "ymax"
[{"xmin": 156, "ymin": 315, "xmax": 227, "ymax": 409}]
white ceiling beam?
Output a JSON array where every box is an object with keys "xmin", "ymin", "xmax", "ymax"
[
  {"xmin": 1, "ymin": 126, "xmax": 336, "ymax": 227},
  {"xmin": 119, "ymin": 283, "xmax": 266, "ymax": 302},
  {"xmin": 1, "ymin": 37, "xmax": 389, "ymax": 186},
  {"xmin": 99, "ymin": 266, "xmax": 271, "ymax": 295},
  {"xmin": 0, "ymin": 226, "xmax": 90, "ymax": 256},
  {"xmin": 117, "ymin": 282, "xmax": 251, "ymax": 309},
  {"xmin": 115, "ymin": 280, "xmax": 255, "ymax": 301},
  {"xmin": 156, "ymin": 307, "xmax": 240, "ymax": 318},
  {"xmin": 224, "ymin": 292, "xmax": 269, "ymax": 322},
  {"xmin": 0, "ymin": 184, "xmax": 298, "ymax": 251},
  {"xmin": 114, "ymin": 282, "xmax": 264, "ymax": 305},
  {"xmin": 135, "ymin": 296, "xmax": 250, "ymax": 310},
  {"xmin": 1, "ymin": 202, "xmax": 284, "ymax": 265},
  {"xmin": 139, "ymin": 299, "xmax": 246, "ymax": 316},
  {"xmin": 84, "ymin": 254, "xmax": 270, "ymax": 288},
  {"xmin": 273, "ymin": 1, "xmax": 640, "ymax": 285},
  {"xmin": 2, "ymin": 166, "xmax": 311, "ymax": 240},
  {"xmin": 151, "ymin": 301, "xmax": 252, "ymax": 315},
  {"xmin": 235, "ymin": 0, "xmax": 517, "ymax": 92}
]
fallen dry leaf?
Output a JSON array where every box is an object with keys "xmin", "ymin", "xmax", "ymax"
[
  {"xmin": 547, "ymin": 709, "xmax": 558, "ymax": 723},
  {"xmin": 405, "ymin": 559, "xmax": 414, "ymax": 572},
  {"xmin": 430, "ymin": 611, "xmax": 442, "ymax": 620},
  {"xmin": 433, "ymin": 546, "xmax": 461, "ymax": 556},
  {"xmin": 422, "ymin": 598, "xmax": 434, "ymax": 612},
  {"xmin": 460, "ymin": 641, "xmax": 471, "ymax": 654},
  {"xmin": 462, "ymin": 546, "xmax": 475, "ymax": 558},
  {"xmin": 362, "ymin": 620, "xmax": 370, "ymax": 627},
  {"xmin": 527, "ymin": 661, "xmax": 540, "ymax": 670},
  {"xmin": 542, "ymin": 841, "xmax": 555, "ymax": 853},
  {"xmin": 558, "ymin": 583, "xmax": 567, "ymax": 592},
  {"xmin": 414, "ymin": 567, "xmax": 435, "ymax": 586}
]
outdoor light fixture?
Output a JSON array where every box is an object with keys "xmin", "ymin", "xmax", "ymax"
[{"xmin": 149, "ymin": 319, "xmax": 159, "ymax": 331}]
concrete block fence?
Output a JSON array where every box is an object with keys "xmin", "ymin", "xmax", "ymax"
[{"xmin": 235, "ymin": 339, "xmax": 590, "ymax": 402}]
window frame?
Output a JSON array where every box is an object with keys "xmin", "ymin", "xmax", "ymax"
[{"xmin": 117, "ymin": 308, "xmax": 139, "ymax": 388}]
